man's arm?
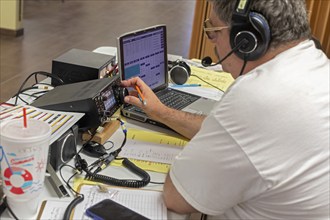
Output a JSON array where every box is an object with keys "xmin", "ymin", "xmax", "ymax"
[
  {"xmin": 121, "ymin": 77, "xmax": 205, "ymax": 139},
  {"xmin": 163, "ymin": 174, "xmax": 197, "ymax": 214},
  {"xmin": 155, "ymin": 106, "xmax": 205, "ymax": 139}
]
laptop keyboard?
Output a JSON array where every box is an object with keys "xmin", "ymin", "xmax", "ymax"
[
  {"xmin": 125, "ymin": 89, "xmax": 200, "ymax": 114},
  {"xmin": 157, "ymin": 89, "xmax": 200, "ymax": 109}
]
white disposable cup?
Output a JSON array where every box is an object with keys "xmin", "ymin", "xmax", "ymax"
[{"xmin": 0, "ymin": 119, "xmax": 51, "ymax": 219}]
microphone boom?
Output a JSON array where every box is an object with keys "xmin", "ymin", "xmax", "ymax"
[{"xmin": 201, "ymin": 39, "xmax": 248, "ymax": 67}]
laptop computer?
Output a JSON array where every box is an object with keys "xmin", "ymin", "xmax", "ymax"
[{"xmin": 117, "ymin": 24, "xmax": 217, "ymax": 128}]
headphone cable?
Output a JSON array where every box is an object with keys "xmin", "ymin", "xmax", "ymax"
[
  {"xmin": 190, "ymin": 74, "xmax": 225, "ymax": 92},
  {"xmin": 239, "ymin": 54, "xmax": 249, "ymax": 76}
]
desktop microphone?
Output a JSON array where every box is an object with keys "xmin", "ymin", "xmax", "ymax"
[{"xmin": 201, "ymin": 39, "xmax": 248, "ymax": 67}]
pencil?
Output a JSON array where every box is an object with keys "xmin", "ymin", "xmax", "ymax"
[
  {"xmin": 135, "ymin": 85, "xmax": 146, "ymax": 105},
  {"xmin": 172, "ymin": 84, "xmax": 201, "ymax": 88}
]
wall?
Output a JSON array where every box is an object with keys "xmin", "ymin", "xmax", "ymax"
[
  {"xmin": 306, "ymin": 0, "xmax": 330, "ymax": 57},
  {"xmin": 189, "ymin": 0, "xmax": 330, "ymax": 60},
  {"xmin": 0, "ymin": 0, "xmax": 23, "ymax": 36}
]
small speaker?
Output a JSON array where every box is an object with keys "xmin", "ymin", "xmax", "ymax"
[
  {"xmin": 169, "ymin": 60, "xmax": 191, "ymax": 85},
  {"xmin": 48, "ymin": 125, "xmax": 78, "ymax": 171}
]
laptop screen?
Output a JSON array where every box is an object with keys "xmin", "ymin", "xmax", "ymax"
[{"xmin": 117, "ymin": 25, "xmax": 168, "ymax": 91}]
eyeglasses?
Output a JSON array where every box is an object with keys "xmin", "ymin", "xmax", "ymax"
[{"xmin": 203, "ymin": 19, "xmax": 229, "ymax": 40}]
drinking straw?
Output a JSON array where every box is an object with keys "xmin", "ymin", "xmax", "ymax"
[{"xmin": 23, "ymin": 107, "xmax": 27, "ymax": 128}]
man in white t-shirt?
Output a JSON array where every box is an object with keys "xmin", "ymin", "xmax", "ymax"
[{"xmin": 121, "ymin": 0, "xmax": 329, "ymax": 219}]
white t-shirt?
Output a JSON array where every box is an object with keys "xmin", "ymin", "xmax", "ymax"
[{"xmin": 170, "ymin": 40, "xmax": 330, "ymax": 219}]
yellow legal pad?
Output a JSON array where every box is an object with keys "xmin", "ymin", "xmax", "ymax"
[{"xmin": 111, "ymin": 128, "xmax": 189, "ymax": 173}]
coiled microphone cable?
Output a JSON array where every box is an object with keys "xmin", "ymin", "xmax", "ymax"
[
  {"xmin": 84, "ymin": 157, "xmax": 150, "ymax": 188},
  {"xmin": 75, "ymin": 118, "xmax": 151, "ymax": 188}
]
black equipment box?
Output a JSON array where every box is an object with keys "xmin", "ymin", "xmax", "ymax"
[
  {"xmin": 51, "ymin": 48, "xmax": 116, "ymax": 86},
  {"xmin": 32, "ymin": 76, "xmax": 127, "ymax": 129}
]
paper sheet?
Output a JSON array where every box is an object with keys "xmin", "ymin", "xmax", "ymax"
[
  {"xmin": 0, "ymin": 103, "xmax": 84, "ymax": 144},
  {"xmin": 111, "ymin": 159, "xmax": 171, "ymax": 174},
  {"xmin": 169, "ymin": 62, "xmax": 234, "ymax": 101},
  {"xmin": 188, "ymin": 66, "xmax": 234, "ymax": 91},
  {"xmin": 74, "ymin": 184, "xmax": 167, "ymax": 220},
  {"xmin": 109, "ymin": 128, "xmax": 188, "ymax": 173},
  {"xmin": 126, "ymin": 128, "xmax": 188, "ymax": 146},
  {"xmin": 118, "ymin": 128, "xmax": 188, "ymax": 162},
  {"xmin": 37, "ymin": 199, "xmax": 72, "ymax": 220},
  {"xmin": 37, "ymin": 184, "xmax": 167, "ymax": 220}
]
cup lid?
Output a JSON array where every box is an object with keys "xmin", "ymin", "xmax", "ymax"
[{"xmin": 0, "ymin": 119, "xmax": 51, "ymax": 142}]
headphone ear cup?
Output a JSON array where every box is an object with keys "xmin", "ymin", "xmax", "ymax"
[
  {"xmin": 230, "ymin": 12, "xmax": 271, "ymax": 61},
  {"xmin": 248, "ymin": 12, "xmax": 271, "ymax": 59},
  {"xmin": 169, "ymin": 61, "xmax": 191, "ymax": 85}
]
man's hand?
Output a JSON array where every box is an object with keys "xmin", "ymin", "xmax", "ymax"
[
  {"xmin": 120, "ymin": 77, "xmax": 167, "ymax": 121},
  {"xmin": 121, "ymin": 77, "xmax": 206, "ymax": 139}
]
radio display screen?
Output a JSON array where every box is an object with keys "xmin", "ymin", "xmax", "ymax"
[{"xmin": 101, "ymin": 88, "xmax": 117, "ymax": 111}]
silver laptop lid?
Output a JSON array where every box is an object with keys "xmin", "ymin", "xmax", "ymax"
[{"xmin": 117, "ymin": 25, "xmax": 168, "ymax": 92}]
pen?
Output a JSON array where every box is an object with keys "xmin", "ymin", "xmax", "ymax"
[
  {"xmin": 171, "ymin": 84, "xmax": 201, "ymax": 88},
  {"xmin": 135, "ymin": 85, "xmax": 147, "ymax": 105}
]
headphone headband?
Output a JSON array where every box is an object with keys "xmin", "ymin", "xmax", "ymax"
[{"xmin": 232, "ymin": 0, "xmax": 252, "ymax": 22}]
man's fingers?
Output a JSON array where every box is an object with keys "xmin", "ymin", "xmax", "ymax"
[{"xmin": 124, "ymin": 96, "xmax": 144, "ymax": 108}]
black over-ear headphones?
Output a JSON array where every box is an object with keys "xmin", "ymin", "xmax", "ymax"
[
  {"xmin": 230, "ymin": 0, "xmax": 271, "ymax": 61},
  {"xmin": 169, "ymin": 60, "xmax": 191, "ymax": 85}
]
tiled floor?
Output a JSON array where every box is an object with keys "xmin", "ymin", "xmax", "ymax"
[{"xmin": 0, "ymin": 0, "xmax": 196, "ymax": 102}]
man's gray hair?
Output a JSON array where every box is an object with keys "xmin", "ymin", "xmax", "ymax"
[{"xmin": 209, "ymin": 0, "xmax": 311, "ymax": 49}]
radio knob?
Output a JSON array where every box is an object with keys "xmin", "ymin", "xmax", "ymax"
[{"xmin": 114, "ymin": 87, "xmax": 129, "ymax": 104}]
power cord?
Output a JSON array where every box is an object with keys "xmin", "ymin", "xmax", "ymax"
[{"xmin": 13, "ymin": 71, "xmax": 64, "ymax": 105}]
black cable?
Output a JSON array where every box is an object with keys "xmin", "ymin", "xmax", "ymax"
[
  {"xmin": 90, "ymin": 118, "xmax": 127, "ymax": 174},
  {"xmin": 63, "ymin": 118, "xmax": 149, "ymax": 190},
  {"xmin": 191, "ymin": 74, "xmax": 225, "ymax": 92},
  {"xmin": 57, "ymin": 125, "xmax": 103, "ymax": 220},
  {"xmin": 14, "ymin": 71, "xmax": 64, "ymax": 105},
  {"xmin": 84, "ymin": 158, "xmax": 150, "ymax": 188},
  {"xmin": 20, "ymin": 92, "xmax": 39, "ymax": 98},
  {"xmin": 201, "ymin": 213, "xmax": 208, "ymax": 220},
  {"xmin": 62, "ymin": 194, "xmax": 84, "ymax": 220},
  {"xmin": 17, "ymin": 95, "xmax": 29, "ymax": 105},
  {"xmin": 34, "ymin": 82, "xmax": 54, "ymax": 87},
  {"xmin": 0, "ymin": 198, "xmax": 6, "ymax": 217},
  {"xmin": 239, "ymin": 54, "xmax": 249, "ymax": 76},
  {"xmin": 104, "ymin": 140, "xmax": 114, "ymax": 151},
  {"xmin": 149, "ymin": 181, "xmax": 164, "ymax": 185},
  {"xmin": 58, "ymin": 138, "xmax": 87, "ymax": 220},
  {"xmin": 76, "ymin": 119, "xmax": 150, "ymax": 188},
  {"xmin": 3, "ymin": 197, "xmax": 19, "ymax": 220},
  {"xmin": 59, "ymin": 163, "xmax": 85, "ymax": 220},
  {"xmin": 12, "ymin": 86, "xmax": 39, "ymax": 97},
  {"xmin": 59, "ymin": 164, "xmax": 80, "ymax": 195},
  {"xmin": 30, "ymin": 90, "xmax": 50, "ymax": 96},
  {"xmin": 12, "ymin": 86, "xmax": 48, "ymax": 104}
]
